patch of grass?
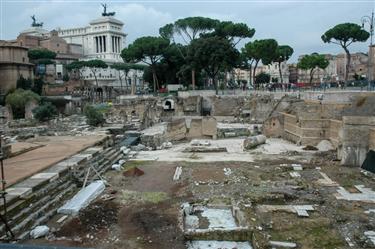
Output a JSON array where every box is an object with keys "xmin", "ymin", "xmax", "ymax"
[
  {"xmin": 123, "ymin": 160, "xmax": 147, "ymax": 170},
  {"xmin": 121, "ymin": 190, "xmax": 169, "ymax": 204},
  {"xmin": 269, "ymin": 215, "xmax": 345, "ymax": 249},
  {"xmin": 208, "ymin": 196, "xmax": 232, "ymax": 205},
  {"xmin": 142, "ymin": 192, "xmax": 169, "ymax": 204}
]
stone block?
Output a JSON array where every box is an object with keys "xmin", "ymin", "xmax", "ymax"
[
  {"xmin": 187, "ymin": 118, "xmax": 203, "ymax": 139},
  {"xmin": 202, "ymin": 117, "xmax": 217, "ymax": 137},
  {"xmin": 167, "ymin": 118, "xmax": 187, "ymax": 141}
]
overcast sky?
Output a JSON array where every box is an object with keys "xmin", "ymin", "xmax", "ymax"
[{"xmin": 1, "ymin": 0, "xmax": 374, "ymax": 62}]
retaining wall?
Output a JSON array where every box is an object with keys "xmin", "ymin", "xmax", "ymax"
[
  {"xmin": 281, "ymin": 112, "xmax": 342, "ymax": 147},
  {"xmin": 0, "ymin": 136, "xmax": 122, "ymax": 239}
]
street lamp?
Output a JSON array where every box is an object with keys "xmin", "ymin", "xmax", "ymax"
[{"xmin": 361, "ymin": 11, "xmax": 374, "ymax": 90}]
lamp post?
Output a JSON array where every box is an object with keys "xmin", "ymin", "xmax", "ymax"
[{"xmin": 361, "ymin": 11, "xmax": 374, "ymax": 90}]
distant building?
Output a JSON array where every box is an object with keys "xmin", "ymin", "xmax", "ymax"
[
  {"xmin": 288, "ymin": 64, "xmax": 298, "ymax": 83},
  {"xmin": 233, "ymin": 68, "xmax": 251, "ymax": 84},
  {"xmin": 297, "ymin": 53, "xmax": 368, "ymax": 83},
  {"xmin": 14, "ymin": 25, "xmax": 83, "ymax": 84},
  {"xmin": 369, "ymin": 45, "xmax": 375, "ymax": 81},
  {"xmin": 297, "ymin": 54, "xmax": 337, "ymax": 83},
  {"xmin": 0, "ymin": 41, "xmax": 34, "ymax": 95},
  {"xmin": 335, "ymin": 52, "xmax": 368, "ymax": 81},
  {"xmin": 262, "ymin": 61, "xmax": 290, "ymax": 83},
  {"xmin": 57, "ymin": 14, "xmax": 129, "ymax": 88}
]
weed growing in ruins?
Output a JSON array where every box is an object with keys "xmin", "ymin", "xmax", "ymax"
[{"xmin": 84, "ymin": 105, "xmax": 105, "ymax": 126}]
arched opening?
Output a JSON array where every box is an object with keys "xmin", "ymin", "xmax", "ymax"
[{"xmin": 163, "ymin": 99, "xmax": 174, "ymax": 111}]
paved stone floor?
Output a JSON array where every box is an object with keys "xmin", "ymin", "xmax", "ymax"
[{"xmin": 3, "ymin": 135, "xmax": 107, "ymax": 187}]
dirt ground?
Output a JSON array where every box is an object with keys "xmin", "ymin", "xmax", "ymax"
[{"xmin": 26, "ymin": 149, "xmax": 375, "ymax": 249}]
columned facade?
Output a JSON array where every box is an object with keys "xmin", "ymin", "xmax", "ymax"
[{"xmin": 57, "ymin": 16, "xmax": 127, "ymax": 88}]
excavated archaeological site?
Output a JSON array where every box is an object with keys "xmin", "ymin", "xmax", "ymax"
[{"xmin": 2, "ymin": 91, "xmax": 375, "ymax": 249}]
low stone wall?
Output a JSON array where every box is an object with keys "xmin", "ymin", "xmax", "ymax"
[
  {"xmin": 341, "ymin": 116, "xmax": 375, "ymax": 166},
  {"xmin": 370, "ymin": 128, "xmax": 375, "ymax": 151},
  {"xmin": 281, "ymin": 112, "xmax": 342, "ymax": 147},
  {"xmin": 140, "ymin": 117, "xmax": 218, "ymax": 147},
  {"xmin": 0, "ymin": 136, "xmax": 118, "ymax": 239},
  {"xmin": 329, "ymin": 119, "xmax": 343, "ymax": 148}
]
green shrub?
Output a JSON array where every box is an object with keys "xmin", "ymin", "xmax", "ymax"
[
  {"xmin": 33, "ymin": 102, "xmax": 58, "ymax": 122},
  {"xmin": 83, "ymin": 105, "xmax": 105, "ymax": 126},
  {"xmin": 5, "ymin": 89, "xmax": 40, "ymax": 119}
]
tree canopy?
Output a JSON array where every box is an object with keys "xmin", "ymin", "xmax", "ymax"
[
  {"xmin": 188, "ymin": 36, "xmax": 240, "ymax": 94},
  {"xmin": 298, "ymin": 53, "xmax": 329, "ymax": 84},
  {"xmin": 273, "ymin": 45, "xmax": 294, "ymax": 83},
  {"xmin": 82, "ymin": 60, "xmax": 108, "ymax": 88},
  {"xmin": 255, "ymin": 72, "xmax": 271, "ymax": 84},
  {"xmin": 28, "ymin": 48, "xmax": 56, "ymax": 60},
  {"xmin": 321, "ymin": 23, "xmax": 369, "ymax": 46},
  {"xmin": 159, "ymin": 17, "xmax": 221, "ymax": 89},
  {"xmin": 243, "ymin": 39, "xmax": 278, "ymax": 84},
  {"xmin": 206, "ymin": 21, "xmax": 255, "ymax": 46},
  {"xmin": 111, "ymin": 63, "xmax": 147, "ymax": 92},
  {"xmin": 322, "ymin": 23, "xmax": 369, "ymax": 81},
  {"xmin": 173, "ymin": 17, "xmax": 219, "ymax": 42},
  {"xmin": 121, "ymin": 36, "xmax": 170, "ymax": 92},
  {"xmin": 84, "ymin": 59, "xmax": 108, "ymax": 69}
]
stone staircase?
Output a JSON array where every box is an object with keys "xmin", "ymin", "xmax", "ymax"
[{"xmin": 0, "ymin": 139, "xmax": 124, "ymax": 239}]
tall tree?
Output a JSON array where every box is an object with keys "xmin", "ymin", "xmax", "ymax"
[
  {"xmin": 111, "ymin": 63, "xmax": 146, "ymax": 93},
  {"xmin": 121, "ymin": 36, "xmax": 169, "ymax": 93},
  {"xmin": 160, "ymin": 17, "xmax": 219, "ymax": 89},
  {"xmin": 188, "ymin": 36, "xmax": 240, "ymax": 94},
  {"xmin": 273, "ymin": 45, "xmax": 294, "ymax": 84},
  {"xmin": 322, "ymin": 23, "xmax": 369, "ymax": 82},
  {"xmin": 298, "ymin": 53, "xmax": 329, "ymax": 84},
  {"xmin": 243, "ymin": 39, "xmax": 278, "ymax": 85},
  {"xmin": 206, "ymin": 21, "xmax": 255, "ymax": 46},
  {"xmin": 83, "ymin": 60, "xmax": 108, "ymax": 87}
]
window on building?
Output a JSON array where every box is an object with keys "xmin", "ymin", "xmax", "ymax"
[{"xmin": 57, "ymin": 43, "xmax": 59, "ymax": 47}]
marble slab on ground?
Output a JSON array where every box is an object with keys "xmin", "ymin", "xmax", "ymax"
[
  {"xmin": 258, "ymin": 205, "xmax": 315, "ymax": 217},
  {"xmin": 185, "ymin": 207, "xmax": 238, "ymax": 230},
  {"xmin": 336, "ymin": 185, "xmax": 375, "ymax": 203},
  {"xmin": 6, "ymin": 187, "xmax": 32, "ymax": 198},
  {"xmin": 187, "ymin": 240, "xmax": 253, "ymax": 249}
]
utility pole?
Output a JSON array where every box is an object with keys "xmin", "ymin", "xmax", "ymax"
[{"xmin": 361, "ymin": 10, "xmax": 374, "ymax": 90}]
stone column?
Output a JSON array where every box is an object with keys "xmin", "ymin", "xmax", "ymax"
[
  {"xmin": 99, "ymin": 36, "xmax": 102, "ymax": 53},
  {"xmin": 103, "ymin": 35, "xmax": 106, "ymax": 52}
]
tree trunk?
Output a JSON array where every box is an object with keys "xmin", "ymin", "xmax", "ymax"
[
  {"xmin": 191, "ymin": 69, "xmax": 196, "ymax": 90},
  {"xmin": 278, "ymin": 61, "xmax": 283, "ymax": 84},
  {"xmin": 249, "ymin": 64, "xmax": 252, "ymax": 86},
  {"xmin": 344, "ymin": 46, "xmax": 351, "ymax": 83},
  {"xmin": 152, "ymin": 69, "xmax": 157, "ymax": 93},
  {"xmin": 213, "ymin": 77, "xmax": 218, "ymax": 95},
  {"xmin": 119, "ymin": 75, "xmax": 123, "ymax": 93},
  {"xmin": 252, "ymin": 60, "xmax": 259, "ymax": 87},
  {"xmin": 309, "ymin": 68, "xmax": 314, "ymax": 85}
]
